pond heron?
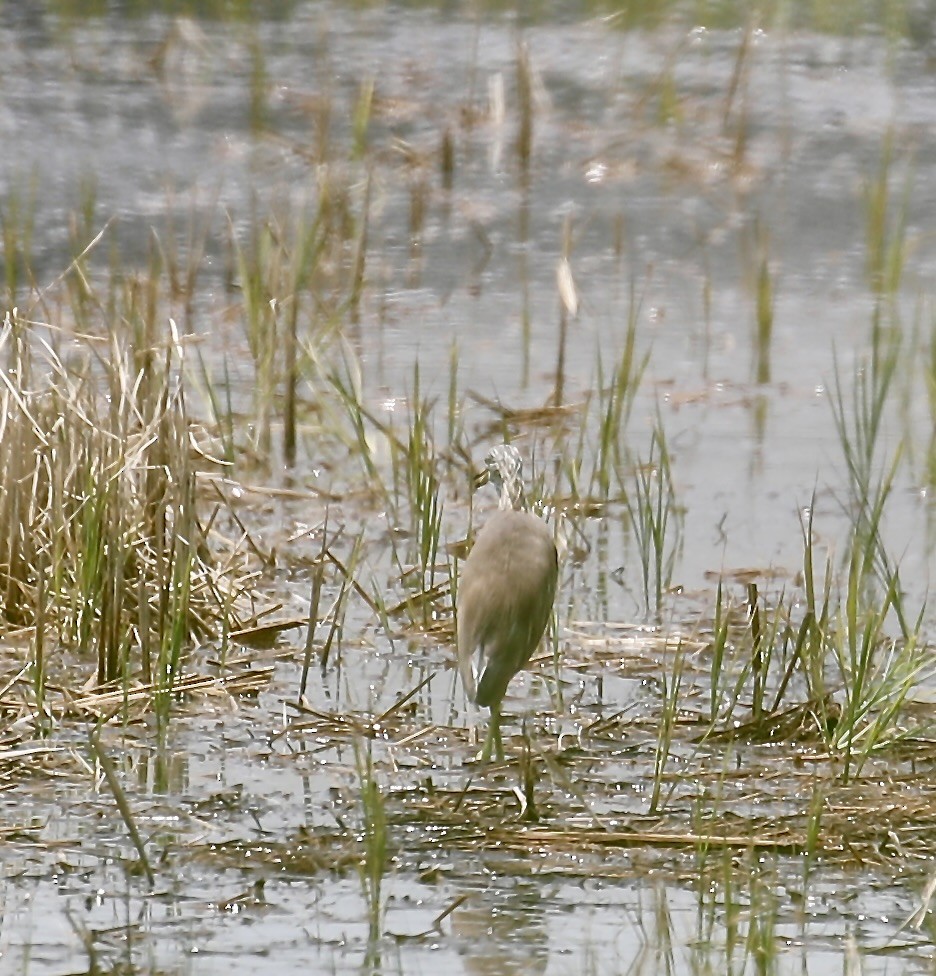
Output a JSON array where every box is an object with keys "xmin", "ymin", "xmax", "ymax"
[{"xmin": 457, "ymin": 445, "xmax": 558, "ymax": 761}]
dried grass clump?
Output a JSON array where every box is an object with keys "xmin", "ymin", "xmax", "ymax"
[{"xmin": 0, "ymin": 310, "xmax": 235, "ymax": 690}]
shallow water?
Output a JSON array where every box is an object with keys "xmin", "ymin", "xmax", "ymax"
[{"xmin": 3, "ymin": 2, "xmax": 936, "ymax": 974}]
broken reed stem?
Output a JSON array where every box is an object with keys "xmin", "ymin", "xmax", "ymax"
[
  {"xmin": 515, "ymin": 41, "xmax": 534, "ymax": 175},
  {"xmin": 748, "ymin": 582, "xmax": 764, "ymax": 721},
  {"xmin": 89, "ymin": 725, "xmax": 155, "ymax": 885},
  {"xmin": 553, "ymin": 216, "xmax": 578, "ymax": 408},
  {"xmin": 299, "ymin": 512, "xmax": 330, "ymax": 700}
]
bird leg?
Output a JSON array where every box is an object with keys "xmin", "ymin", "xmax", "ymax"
[{"xmin": 479, "ymin": 703, "xmax": 505, "ymax": 762}]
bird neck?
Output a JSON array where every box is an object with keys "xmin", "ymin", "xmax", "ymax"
[{"xmin": 497, "ymin": 480, "xmax": 525, "ymax": 511}]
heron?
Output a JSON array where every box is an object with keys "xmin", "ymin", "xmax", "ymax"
[{"xmin": 456, "ymin": 444, "xmax": 559, "ymax": 762}]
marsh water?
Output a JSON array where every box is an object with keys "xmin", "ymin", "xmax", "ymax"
[{"xmin": 4, "ymin": 2, "xmax": 936, "ymax": 973}]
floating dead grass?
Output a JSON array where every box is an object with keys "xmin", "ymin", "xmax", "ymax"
[
  {"xmin": 183, "ymin": 703, "xmax": 936, "ymax": 890},
  {"xmin": 466, "ymin": 389, "xmax": 584, "ymax": 429}
]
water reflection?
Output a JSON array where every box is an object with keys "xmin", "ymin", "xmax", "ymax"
[{"xmin": 453, "ymin": 886, "xmax": 549, "ymax": 976}]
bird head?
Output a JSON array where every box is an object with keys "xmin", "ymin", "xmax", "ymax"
[{"xmin": 483, "ymin": 444, "xmax": 525, "ymax": 510}]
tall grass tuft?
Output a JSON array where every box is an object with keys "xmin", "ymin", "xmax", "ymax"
[
  {"xmin": 830, "ymin": 323, "xmax": 902, "ymax": 591},
  {"xmin": 0, "ymin": 305, "xmax": 242, "ymax": 705},
  {"xmin": 864, "ymin": 130, "xmax": 911, "ymax": 300},
  {"xmin": 650, "ymin": 637, "xmax": 685, "ymax": 815},
  {"xmin": 626, "ymin": 415, "xmax": 682, "ymax": 617},
  {"xmin": 227, "ymin": 170, "xmax": 369, "ymax": 470},
  {"xmin": 753, "ymin": 222, "xmax": 774, "ymax": 385},
  {"xmin": 404, "ymin": 369, "xmax": 444, "ymax": 599},
  {"xmin": 831, "ymin": 532, "xmax": 926, "ymax": 782},
  {"xmin": 591, "ymin": 297, "xmax": 648, "ymax": 502},
  {"xmin": 354, "ymin": 738, "xmax": 388, "ymax": 946}
]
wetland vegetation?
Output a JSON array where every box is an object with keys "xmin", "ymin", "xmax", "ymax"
[{"xmin": 3, "ymin": 0, "xmax": 936, "ymax": 973}]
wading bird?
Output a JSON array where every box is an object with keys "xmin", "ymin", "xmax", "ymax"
[{"xmin": 457, "ymin": 445, "xmax": 558, "ymax": 761}]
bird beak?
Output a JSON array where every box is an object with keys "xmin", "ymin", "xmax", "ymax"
[{"xmin": 472, "ymin": 467, "xmax": 491, "ymax": 492}]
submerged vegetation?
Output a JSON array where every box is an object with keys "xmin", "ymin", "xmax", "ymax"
[{"xmin": 2, "ymin": 1, "xmax": 936, "ymax": 972}]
